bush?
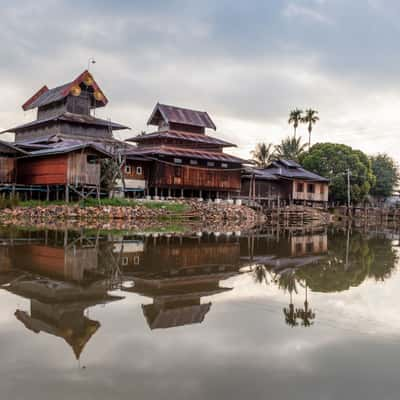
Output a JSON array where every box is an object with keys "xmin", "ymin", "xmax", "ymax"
[{"xmin": 0, "ymin": 193, "xmax": 20, "ymax": 209}]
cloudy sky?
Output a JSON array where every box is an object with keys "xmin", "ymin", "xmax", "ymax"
[{"xmin": 1, "ymin": 0, "xmax": 400, "ymax": 161}]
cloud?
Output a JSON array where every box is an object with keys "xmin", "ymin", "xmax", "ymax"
[
  {"xmin": 0, "ymin": 0, "xmax": 400, "ymax": 162},
  {"xmin": 282, "ymin": 2, "xmax": 333, "ymax": 24}
]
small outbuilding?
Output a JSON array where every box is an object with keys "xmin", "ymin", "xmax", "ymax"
[{"xmin": 242, "ymin": 159, "xmax": 329, "ymax": 205}]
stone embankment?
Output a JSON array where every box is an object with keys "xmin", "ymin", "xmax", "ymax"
[{"xmin": 0, "ymin": 201, "xmax": 260, "ymax": 229}]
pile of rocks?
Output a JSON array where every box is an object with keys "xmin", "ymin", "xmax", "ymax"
[{"xmin": 0, "ymin": 201, "xmax": 260, "ymax": 228}]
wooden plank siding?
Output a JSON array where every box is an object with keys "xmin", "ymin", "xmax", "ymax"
[
  {"xmin": 0, "ymin": 157, "xmax": 17, "ymax": 183},
  {"xmin": 17, "ymin": 151, "xmax": 101, "ymax": 186},
  {"xmin": 150, "ymin": 161, "xmax": 241, "ymax": 191},
  {"xmin": 18, "ymin": 155, "xmax": 68, "ymax": 185},
  {"xmin": 67, "ymin": 151, "xmax": 100, "ymax": 186}
]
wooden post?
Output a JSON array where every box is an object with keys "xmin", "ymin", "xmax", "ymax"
[
  {"xmin": 65, "ymin": 185, "xmax": 69, "ymax": 203},
  {"xmin": 181, "ymin": 188, "xmax": 184, "ymax": 198},
  {"xmin": 46, "ymin": 185, "xmax": 50, "ymax": 202}
]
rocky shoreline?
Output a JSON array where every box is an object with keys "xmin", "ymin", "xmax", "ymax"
[{"xmin": 0, "ymin": 201, "xmax": 261, "ymax": 231}]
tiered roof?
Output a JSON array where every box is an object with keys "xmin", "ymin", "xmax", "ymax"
[
  {"xmin": 127, "ymin": 129, "xmax": 235, "ymax": 147},
  {"xmin": 147, "ymin": 103, "xmax": 216, "ymax": 129},
  {"xmin": 2, "ymin": 112, "xmax": 128, "ymax": 135},
  {"xmin": 22, "ymin": 70, "xmax": 108, "ymax": 111},
  {"xmin": 125, "ymin": 145, "xmax": 244, "ymax": 163}
]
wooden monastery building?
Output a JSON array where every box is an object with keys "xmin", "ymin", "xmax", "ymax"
[
  {"xmin": 123, "ymin": 103, "xmax": 245, "ymax": 199},
  {"xmin": 0, "ymin": 68, "xmax": 330, "ymax": 204},
  {"xmin": 0, "ymin": 70, "xmax": 129, "ymax": 200}
]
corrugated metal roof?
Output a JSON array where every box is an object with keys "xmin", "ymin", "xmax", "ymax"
[
  {"xmin": 242, "ymin": 168, "xmax": 279, "ymax": 181},
  {"xmin": 266, "ymin": 159, "xmax": 329, "ymax": 182},
  {"xmin": 20, "ymin": 140, "xmax": 111, "ymax": 158},
  {"xmin": 147, "ymin": 103, "xmax": 216, "ymax": 130},
  {"xmin": 0, "ymin": 140, "xmax": 28, "ymax": 155},
  {"xmin": 1, "ymin": 112, "xmax": 129, "ymax": 134},
  {"xmin": 126, "ymin": 129, "xmax": 235, "ymax": 147},
  {"xmin": 126, "ymin": 145, "xmax": 245, "ymax": 164},
  {"xmin": 22, "ymin": 70, "xmax": 108, "ymax": 111}
]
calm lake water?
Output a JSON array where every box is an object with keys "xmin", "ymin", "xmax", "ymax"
[{"xmin": 0, "ymin": 225, "xmax": 400, "ymax": 400}]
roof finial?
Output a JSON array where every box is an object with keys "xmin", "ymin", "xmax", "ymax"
[{"xmin": 87, "ymin": 57, "xmax": 96, "ymax": 72}]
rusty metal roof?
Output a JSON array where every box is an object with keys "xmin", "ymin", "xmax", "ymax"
[
  {"xmin": 1, "ymin": 112, "xmax": 129, "ymax": 134},
  {"xmin": 22, "ymin": 70, "xmax": 108, "ymax": 111},
  {"xmin": 147, "ymin": 103, "xmax": 216, "ymax": 130},
  {"xmin": 126, "ymin": 145, "xmax": 245, "ymax": 164},
  {"xmin": 126, "ymin": 129, "xmax": 235, "ymax": 147}
]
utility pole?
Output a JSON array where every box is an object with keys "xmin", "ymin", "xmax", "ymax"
[{"xmin": 347, "ymin": 168, "xmax": 351, "ymax": 216}]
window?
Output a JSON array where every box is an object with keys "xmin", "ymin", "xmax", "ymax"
[
  {"xmin": 297, "ymin": 183, "xmax": 304, "ymax": 193},
  {"xmin": 87, "ymin": 155, "xmax": 99, "ymax": 164},
  {"xmin": 124, "ymin": 165, "xmax": 132, "ymax": 174},
  {"xmin": 190, "ymin": 159, "xmax": 198, "ymax": 165},
  {"xmin": 307, "ymin": 184, "xmax": 315, "ymax": 193},
  {"xmin": 174, "ymin": 158, "xmax": 182, "ymax": 164},
  {"xmin": 320, "ymin": 185, "xmax": 325, "ymax": 194},
  {"xmin": 121, "ymin": 257, "xmax": 129, "ymax": 266},
  {"xmin": 207, "ymin": 161, "xmax": 215, "ymax": 167},
  {"xmin": 174, "ymin": 167, "xmax": 182, "ymax": 177},
  {"xmin": 221, "ymin": 163, "xmax": 228, "ymax": 168},
  {"xmin": 134, "ymin": 255, "xmax": 140, "ymax": 265},
  {"xmin": 306, "ymin": 242, "xmax": 314, "ymax": 253},
  {"xmin": 136, "ymin": 166, "xmax": 143, "ymax": 175}
]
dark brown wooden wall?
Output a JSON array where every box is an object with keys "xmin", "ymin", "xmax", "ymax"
[
  {"xmin": 18, "ymin": 155, "xmax": 68, "ymax": 185},
  {"xmin": 150, "ymin": 161, "xmax": 241, "ymax": 191}
]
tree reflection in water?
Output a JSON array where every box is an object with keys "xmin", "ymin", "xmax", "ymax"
[{"xmin": 251, "ymin": 228, "xmax": 398, "ymax": 328}]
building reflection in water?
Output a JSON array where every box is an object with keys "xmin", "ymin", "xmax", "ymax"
[
  {"xmin": 0, "ymin": 225, "xmax": 398, "ymax": 355},
  {"xmin": 117, "ymin": 233, "xmax": 243, "ymax": 330},
  {"xmin": 0, "ymin": 229, "xmax": 124, "ymax": 359}
]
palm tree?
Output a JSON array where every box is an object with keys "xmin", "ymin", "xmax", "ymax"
[
  {"xmin": 251, "ymin": 143, "xmax": 274, "ymax": 168},
  {"xmin": 252, "ymin": 265, "xmax": 269, "ymax": 285},
  {"xmin": 302, "ymin": 109, "xmax": 319, "ymax": 148},
  {"xmin": 274, "ymin": 135, "xmax": 308, "ymax": 162},
  {"xmin": 288, "ymin": 109, "xmax": 303, "ymax": 137}
]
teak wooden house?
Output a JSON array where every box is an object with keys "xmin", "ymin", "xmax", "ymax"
[
  {"xmin": 1, "ymin": 70, "xmax": 129, "ymax": 200},
  {"xmin": 4, "ymin": 70, "xmax": 128, "ymax": 144},
  {"xmin": 125, "ymin": 103, "xmax": 245, "ymax": 199}
]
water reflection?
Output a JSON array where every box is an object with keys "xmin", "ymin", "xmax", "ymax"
[{"xmin": 0, "ymin": 225, "xmax": 398, "ymax": 355}]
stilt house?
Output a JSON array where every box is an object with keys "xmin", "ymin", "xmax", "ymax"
[
  {"xmin": 125, "ymin": 103, "xmax": 245, "ymax": 199},
  {"xmin": 1, "ymin": 70, "xmax": 130, "ymax": 200},
  {"xmin": 242, "ymin": 159, "xmax": 329, "ymax": 205}
]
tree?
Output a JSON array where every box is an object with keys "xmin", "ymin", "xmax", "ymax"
[
  {"xmin": 288, "ymin": 109, "xmax": 303, "ymax": 137},
  {"xmin": 274, "ymin": 135, "xmax": 308, "ymax": 162},
  {"xmin": 301, "ymin": 143, "xmax": 376, "ymax": 204},
  {"xmin": 251, "ymin": 142, "xmax": 274, "ymax": 168},
  {"xmin": 302, "ymin": 108, "xmax": 319, "ymax": 148},
  {"xmin": 370, "ymin": 154, "xmax": 399, "ymax": 200}
]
